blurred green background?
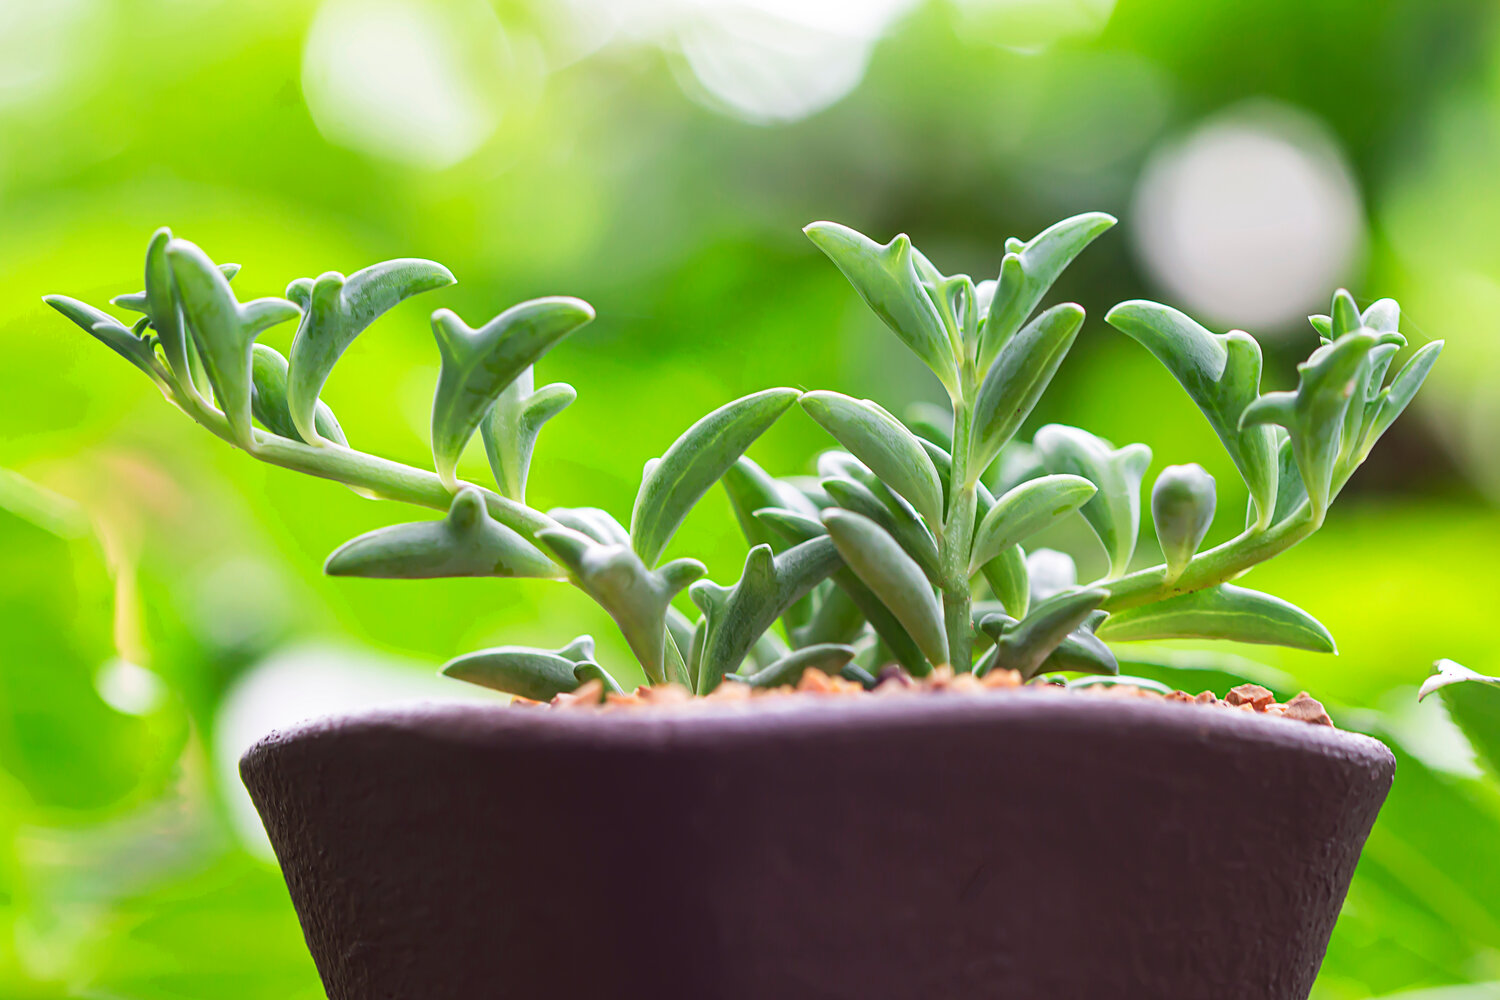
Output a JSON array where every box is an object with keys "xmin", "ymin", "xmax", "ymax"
[{"xmin": 4, "ymin": 0, "xmax": 1500, "ymax": 996}]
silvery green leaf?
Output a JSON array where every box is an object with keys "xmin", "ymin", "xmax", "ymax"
[
  {"xmin": 980, "ymin": 212, "xmax": 1115, "ymax": 368},
  {"xmin": 790, "ymin": 584, "xmax": 866, "ymax": 649},
  {"xmin": 43, "ymin": 295, "xmax": 160, "ymax": 380},
  {"xmin": 722, "ymin": 456, "xmax": 821, "ymax": 553},
  {"xmin": 631, "ymin": 387, "xmax": 801, "ymax": 566},
  {"xmin": 1419, "ymin": 659, "xmax": 1500, "ymax": 778},
  {"xmin": 690, "ymin": 538, "xmax": 842, "ymax": 692},
  {"xmin": 441, "ymin": 635, "xmax": 613, "ymax": 700},
  {"xmin": 1096, "ymin": 584, "xmax": 1335, "ymax": 653},
  {"xmin": 909, "ymin": 249, "xmax": 977, "ymax": 355},
  {"xmin": 1150, "ymin": 464, "xmax": 1216, "ymax": 582},
  {"xmin": 1026, "ymin": 548, "xmax": 1076, "ymax": 604},
  {"xmin": 906, "ymin": 402, "xmax": 954, "ymax": 450},
  {"xmin": 287, "ymin": 259, "xmax": 455, "ymax": 444},
  {"xmin": 546, "ymin": 506, "xmax": 630, "ymax": 547},
  {"xmin": 823, "ymin": 476, "xmax": 940, "ymax": 579},
  {"xmin": 803, "ymin": 221, "xmax": 959, "ymax": 394},
  {"xmin": 1104, "ymin": 300, "xmax": 1278, "ymax": 525},
  {"xmin": 1307, "ymin": 314, "xmax": 1332, "ymax": 339},
  {"xmin": 537, "ymin": 526, "xmax": 705, "ymax": 684},
  {"xmin": 1240, "ymin": 329, "xmax": 1397, "ymax": 516},
  {"xmin": 755, "ymin": 507, "xmax": 928, "ymax": 675},
  {"xmin": 741, "ymin": 643, "xmax": 858, "ymax": 688},
  {"xmin": 980, "ymin": 606, "xmax": 1116, "ymax": 679},
  {"xmin": 250, "ymin": 344, "xmax": 348, "ymax": 446},
  {"xmin": 1245, "ymin": 431, "xmax": 1306, "ymax": 531},
  {"xmin": 479, "ymin": 366, "xmax": 576, "ymax": 502},
  {"xmin": 978, "ymin": 587, "xmax": 1107, "ymax": 680},
  {"xmin": 662, "ymin": 625, "xmax": 693, "ymax": 689},
  {"xmin": 1359, "ymin": 340, "xmax": 1443, "ymax": 463},
  {"xmin": 1033, "ymin": 425, "xmax": 1151, "ymax": 578},
  {"xmin": 430, "ymin": 298, "xmax": 594, "ymax": 488},
  {"xmin": 980, "ymin": 543, "xmax": 1029, "ymax": 619},
  {"xmin": 166, "ymin": 239, "xmax": 301, "ymax": 446},
  {"xmin": 970, "ymin": 304, "xmax": 1085, "ymax": 475},
  {"xmin": 324, "ymin": 487, "xmax": 555, "ymax": 579},
  {"xmin": 114, "ymin": 231, "xmax": 236, "ymax": 399},
  {"xmin": 823, "ymin": 509, "xmax": 947, "ymax": 668},
  {"xmin": 800, "ymin": 391, "xmax": 945, "ymax": 527},
  {"xmin": 1329, "ymin": 288, "xmax": 1362, "ymax": 337},
  {"xmin": 969, "ymin": 473, "xmax": 1095, "ymax": 573}
]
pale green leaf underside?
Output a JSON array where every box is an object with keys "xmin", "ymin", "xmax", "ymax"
[
  {"xmin": 1096, "ymin": 584, "xmax": 1335, "ymax": 653},
  {"xmin": 801, "ymin": 390, "xmax": 945, "ymax": 526}
]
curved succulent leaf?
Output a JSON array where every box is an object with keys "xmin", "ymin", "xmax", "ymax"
[
  {"xmin": 801, "ymin": 391, "xmax": 945, "ymax": 526},
  {"xmin": 823, "ymin": 509, "xmax": 947, "ymax": 668},
  {"xmin": 547, "ymin": 506, "xmax": 630, "ymax": 547},
  {"xmin": 113, "ymin": 232, "xmax": 236, "ymax": 397},
  {"xmin": 1104, "ymin": 301, "xmax": 1278, "ymax": 525},
  {"xmin": 1420, "ymin": 659, "xmax": 1500, "ymax": 778},
  {"xmin": 1150, "ymin": 464, "xmax": 1216, "ymax": 581},
  {"xmin": 755, "ymin": 506, "xmax": 928, "ymax": 674},
  {"xmin": 740, "ymin": 643, "xmax": 858, "ymax": 688},
  {"xmin": 723, "ymin": 456, "xmax": 821, "ymax": 553},
  {"xmin": 441, "ymin": 635, "xmax": 616, "ymax": 700},
  {"xmin": 287, "ymin": 258, "xmax": 455, "ymax": 443},
  {"xmin": 981, "ymin": 543, "xmax": 1030, "ymax": 619},
  {"xmin": 980, "ymin": 212, "xmax": 1115, "ymax": 368},
  {"xmin": 1096, "ymin": 584, "xmax": 1335, "ymax": 653},
  {"xmin": 537, "ymin": 526, "xmax": 705, "ymax": 684},
  {"xmin": 1240, "ymin": 329, "xmax": 1397, "ymax": 516},
  {"xmin": 166, "ymin": 239, "xmax": 301, "ymax": 445},
  {"xmin": 324, "ymin": 487, "xmax": 556, "ymax": 579},
  {"xmin": 970, "ymin": 304, "xmax": 1085, "ymax": 475},
  {"xmin": 969, "ymin": 473, "xmax": 1095, "ymax": 573},
  {"xmin": 1033, "ymin": 425, "xmax": 1151, "ymax": 578},
  {"xmin": 979, "ymin": 587, "xmax": 1108, "ymax": 679},
  {"xmin": 43, "ymin": 295, "xmax": 161, "ymax": 381},
  {"xmin": 803, "ymin": 221, "xmax": 959, "ymax": 394},
  {"xmin": 250, "ymin": 344, "xmax": 349, "ymax": 446},
  {"xmin": 479, "ymin": 366, "xmax": 576, "ymax": 502},
  {"xmin": 430, "ymin": 298, "xmax": 594, "ymax": 488},
  {"xmin": 631, "ymin": 387, "xmax": 800, "ymax": 566},
  {"xmin": 1359, "ymin": 340, "xmax": 1443, "ymax": 464},
  {"xmin": 822, "ymin": 476, "xmax": 940, "ymax": 579},
  {"xmin": 690, "ymin": 538, "xmax": 842, "ymax": 692}
]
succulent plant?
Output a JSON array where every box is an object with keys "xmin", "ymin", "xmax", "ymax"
[{"xmin": 46, "ymin": 216, "xmax": 1441, "ymax": 700}]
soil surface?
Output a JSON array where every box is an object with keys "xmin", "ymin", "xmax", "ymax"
[{"xmin": 524, "ymin": 670, "xmax": 1337, "ymax": 728}]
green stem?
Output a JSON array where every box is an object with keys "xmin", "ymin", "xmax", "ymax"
[
  {"xmin": 1100, "ymin": 501, "xmax": 1323, "ymax": 611},
  {"xmin": 940, "ymin": 386, "xmax": 978, "ymax": 669}
]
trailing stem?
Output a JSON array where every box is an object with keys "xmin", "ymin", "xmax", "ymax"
[{"xmin": 940, "ymin": 386, "xmax": 978, "ymax": 669}]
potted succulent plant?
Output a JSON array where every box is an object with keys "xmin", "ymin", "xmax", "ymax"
[{"xmin": 47, "ymin": 213, "xmax": 1439, "ymax": 999}]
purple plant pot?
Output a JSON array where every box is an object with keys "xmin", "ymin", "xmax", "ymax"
[{"xmin": 241, "ymin": 690, "xmax": 1393, "ymax": 1000}]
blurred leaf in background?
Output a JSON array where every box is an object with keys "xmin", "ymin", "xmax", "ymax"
[{"xmin": 4, "ymin": 0, "xmax": 1500, "ymax": 995}]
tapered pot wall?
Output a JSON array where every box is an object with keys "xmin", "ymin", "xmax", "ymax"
[{"xmin": 242, "ymin": 692, "xmax": 1393, "ymax": 1000}]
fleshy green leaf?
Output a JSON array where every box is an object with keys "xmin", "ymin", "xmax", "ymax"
[
  {"xmin": 287, "ymin": 259, "xmax": 455, "ymax": 443},
  {"xmin": 969, "ymin": 473, "xmax": 1095, "ymax": 574},
  {"xmin": 1104, "ymin": 300, "xmax": 1278, "ymax": 526},
  {"xmin": 1419, "ymin": 659, "xmax": 1500, "ymax": 778},
  {"xmin": 723, "ymin": 456, "xmax": 821, "ymax": 553},
  {"xmin": 166, "ymin": 238, "xmax": 301, "ymax": 445},
  {"xmin": 1096, "ymin": 584, "xmax": 1335, "ymax": 652},
  {"xmin": 690, "ymin": 538, "xmax": 843, "ymax": 692},
  {"xmin": 546, "ymin": 506, "xmax": 630, "ymax": 547},
  {"xmin": 480, "ymin": 366, "xmax": 576, "ymax": 502},
  {"xmin": 822, "ymin": 475, "xmax": 940, "ymax": 579},
  {"xmin": 430, "ymin": 298, "xmax": 594, "ymax": 488},
  {"xmin": 800, "ymin": 391, "xmax": 945, "ymax": 527},
  {"xmin": 978, "ymin": 588, "xmax": 1107, "ymax": 680},
  {"xmin": 1033, "ymin": 425, "xmax": 1151, "ymax": 578},
  {"xmin": 969, "ymin": 304, "xmax": 1085, "ymax": 475},
  {"xmin": 630, "ymin": 387, "xmax": 801, "ymax": 566},
  {"xmin": 1150, "ymin": 464, "xmax": 1216, "ymax": 582},
  {"xmin": 1240, "ymin": 328, "xmax": 1400, "ymax": 515},
  {"xmin": 441, "ymin": 635, "xmax": 617, "ymax": 700},
  {"xmin": 803, "ymin": 221, "xmax": 959, "ymax": 394},
  {"xmin": 980, "ymin": 212, "xmax": 1115, "ymax": 368},
  {"xmin": 43, "ymin": 295, "xmax": 161, "ymax": 381},
  {"xmin": 823, "ymin": 508, "xmax": 948, "ymax": 668},
  {"xmin": 112, "ymin": 230, "xmax": 236, "ymax": 397},
  {"xmin": 755, "ymin": 508, "xmax": 929, "ymax": 675},
  {"xmin": 250, "ymin": 344, "xmax": 348, "ymax": 446},
  {"xmin": 537, "ymin": 526, "xmax": 705, "ymax": 684},
  {"xmin": 1360, "ymin": 340, "xmax": 1443, "ymax": 463},
  {"xmin": 740, "ymin": 643, "xmax": 858, "ymax": 688},
  {"xmin": 324, "ymin": 487, "xmax": 556, "ymax": 579},
  {"xmin": 981, "ymin": 544, "xmax": 1029, "ymax": 619}
]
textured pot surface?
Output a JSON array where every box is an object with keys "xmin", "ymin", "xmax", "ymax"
[{"xmin": 242, "ymin": 690, "xmax": 1393, "ymax": 1000}]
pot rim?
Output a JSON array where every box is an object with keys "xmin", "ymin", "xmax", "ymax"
[{"xmin": 242, "ymin": 686, "xmax": 1393, "ymax": 767}]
